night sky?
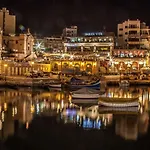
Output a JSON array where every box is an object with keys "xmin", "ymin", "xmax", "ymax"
[{"xmin": 0, "ymin": 0, "xmax": 150, "ymax": 36}]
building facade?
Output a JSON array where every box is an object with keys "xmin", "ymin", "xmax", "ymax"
[
  {"xmin": 118, "ymin": 19, "xmax": 150, "ymax": 49},
  {"xmin": 62, "ymin": 26, "xmax": 77, "ymax": 38},
  {"xmin": 0, "ymin": 28, "xmax": 2, "ymax": 54},
  {"xmin": 108, "ymin": 49, "xmax": 148, "ymax": 73},
  {"xmin": 2, "ymin": 29, "xmax": 34, "ymax": 58},
  {"xmin": 0, "ymin": 8, "xmax": 16, "ymax": 35},
  {"xmin": 63, "ymin": 34, "xmax": 114, "ymax": 58},
  {"xmin": 44, "ymin": 36, "xmax": 63, "ymax": 53}
]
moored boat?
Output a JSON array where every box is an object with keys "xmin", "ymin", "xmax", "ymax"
[
  {"xmin": 71, "ymin": 87, "xmax": 101, "ymax": 99},
  {"xmin": 69, "ymin": 77, "xmax": 100, "ymax": 89},
  {"xmin": 119, "ymin": 80, "xmax": 130, "ymax": 87},
  {"xmin": 98, "ymin": 97, "xmax": 139, "ymax": 107},
  {"xmin": 48, "ymin": 84, "xmax": 61, "ymax": 88},
  {"xmin": 99, "ymin": 107, "xmax": 139, "ymax": 114},
  {"xmin": 72, "ymin": 98, "xmax": 98, "ymax": 104},
  {"xmin": 44, "ymin": 79, "xmax": 62, "ymax": 88}
]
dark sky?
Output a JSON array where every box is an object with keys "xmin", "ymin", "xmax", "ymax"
[{"xmin": 0, "ymin": 0, "xmax": 150, "ymax": 36}]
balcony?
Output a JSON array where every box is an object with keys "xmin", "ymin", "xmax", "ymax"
[{"xmin": 128, "ymin": 34, "xmax": 140, "ymax": 38}]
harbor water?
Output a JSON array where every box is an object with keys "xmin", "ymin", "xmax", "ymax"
[{"xmin": 0, "ymin": 86, "xmax": 149, "ymax": 150}]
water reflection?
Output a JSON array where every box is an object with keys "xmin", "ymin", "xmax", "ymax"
[
  {"xmin": 0, "ymin": 86, "xmax": 149, "ymax": 141},
  {"xmin": 115, "ymin": 112, "xmax": 149, "ymax": 140}
]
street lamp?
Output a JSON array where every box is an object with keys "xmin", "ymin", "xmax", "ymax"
[{"xmin": 4, "ymin": 64, "xmax": 8, "ymax": 82}]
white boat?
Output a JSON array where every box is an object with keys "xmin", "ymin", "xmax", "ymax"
[
  {"xmin": 71, "ymin": 88, "xmax": 101, "ymax": 99},
  {"xmin": 119, "ymin": 80, "xmax": 130, "ymax": 87},
  {"xmin": 99, "ymin": 97, "xmax": 139, "ymax": 107},
  {"xmin": 49, "ymin": 84, "xmax": 61, "ymax": 88}
]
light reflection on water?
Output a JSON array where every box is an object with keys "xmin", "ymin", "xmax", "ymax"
[{"xmin": 0, "ymin": 86, "xmax": 149, "ymax": 140}]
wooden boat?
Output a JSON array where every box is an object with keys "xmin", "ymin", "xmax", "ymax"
[
  {"xmin": 71, "ymin": 88, "xmax": 101, "ymax": 99},
  {"xmin": 69, "ymin": 77, "xmax": 100, "ymax": 89},
  {"xmin": 72, "ymin": 98, "xmax": 98, "ymax": 104},
  {"xmin": 99, "ymin": 107, "xmax": 139, "ymax": 114},
  {"xmin": 98, "ymin": 97, "xmax": 139, "ymax": 107},
  {"xmin": 119, "ymin": 80, "xmax": 130, "ymax": 87}
]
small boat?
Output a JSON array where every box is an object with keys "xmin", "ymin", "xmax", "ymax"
[
  {"xmin": 48, "ymin": 84, "xmax": 61, "ymax": 88},
  {"xmin": 72, "ymin": 98, "xmax": 98, "ymax": 104},
  {"xmin": 69, "ymin": 77, "xmax": 100, "ymax": 89},
  {"xmin": 119, "ymin": 80, "xmax": 130, "ymax": 87},
  {"xmin": 98, "ymin": 97, "xmax": 139, "ymax": 107},
  {"xmin": 44, "ymin": 79, "xmax": 62, "ymax": 88},
  {"xmin": 99, "ymin": 107, "xmax": 139, "ymax": 114},
  {"xmin": 71, "ymin": 87, "xmax": 101, "ymax": 99}
]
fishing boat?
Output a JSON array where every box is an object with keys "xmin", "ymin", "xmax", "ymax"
[
  {"xmin": 119, "ymin": 80, "xmax": 130, "ymax": 87},
  {"xmin": 72, "ymin": 98, "xmax": 99, "ymax": 104},
  {"xmin": 71, "ymin": 87, "xmax": 101, "ymax": 99},
  {"xmin": 98, "ymin": 97, "xmax": 139, "ymax": 107},
  {"xmin": 44, "ymin": 79, "xmax": 62, "ymax": 88},
  {"xmin": 99, "ymin": 107, "xmax": 139, "ymax": 114},
  {"xmin": 69, "ymin": 77, "xmax": 100, "ymax": 89}
]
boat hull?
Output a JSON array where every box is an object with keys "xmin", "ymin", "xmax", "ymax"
[
  {"xmin": 49, "ymin": 84, "xmax": 61, "ymax": 88},
  {"xmin": 72, "ymin": 94, "xmax": 100, "ymax": 99},
  {"xmin": 72, "ymin": 98, "xmax": 98, "ymax": 104},
  {"xmin": 70, "ymin": 80, "xmax": 100, "ymax": 89},
  {"xmin": 119, "ymin": 83, "xmax": 130, "ymax": 87},
  {"xmin": 99, "ymin": 100, "xmax": 139, "ymax": 107},
  {"xmin": 99, "ymin": 106, "xmax": 139, "ymax": 114}
]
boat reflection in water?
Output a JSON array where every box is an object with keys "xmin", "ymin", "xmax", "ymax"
[
  {"xmin": 0, "ymin": 86, "xmax": 149, "ymax": 141},
  {"xmin": 114, "ymin": 112, "xmax": 149, "ymax": 140}
]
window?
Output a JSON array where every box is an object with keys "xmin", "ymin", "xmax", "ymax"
[
  {"xmin": 129, "ymin": 31, "xmax": 137, "ymax": 34},
  {"xmin": 125, "ymin": 26, "xmax": 128, "ymax": 28},
  {"xmin": 119, "ymin": 28, "xmax": 123, "ymax": 31},
  {"xmin": 125, "ymin": 32, "xmax": 128, "ymax": 35},
  {"xmin": 119, "ymin": 34, "xmax": 123, "ymax": 37},
  {"xmin": 16, "ymin": 41, "xmax": 18, "ymax": 44}
]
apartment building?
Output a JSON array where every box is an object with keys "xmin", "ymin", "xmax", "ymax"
[
  {"xmin": 44, "ymin": 36, "xmax": 64, "ymax": 53},
  {"xmin": 62, "ymin": 26, "xmax": 77, "ymax": 38},
  {"xmin": 118, "ymin": 19, "xmax": 150, "ymax": 49},
  {"xmin": 0, "ymin": 8, "xmax": 16, "ymax": 35}
]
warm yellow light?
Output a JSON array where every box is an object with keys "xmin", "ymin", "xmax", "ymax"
[
  {"xmin": 26, "ymin": 122, "xmax": 29, "ymax": 129},
  {"xmin": 4, "ymin": 64, "xmax": 8, "ymax": 67},
  {"xmin": 31, "ymin": 61, "xmax": 34, "ymax": 65},
  {"xmin": 4, "ymin": 103, "xmax": 7, "ymax": 111},
  {"xmin": 31, "ymin": 105, "xmax": 35, "ymax": 113}
]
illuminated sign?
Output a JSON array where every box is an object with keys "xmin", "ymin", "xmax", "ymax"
[{"xmin": 83, "ymin": 32, "xmax": 103, "ymax": 36}]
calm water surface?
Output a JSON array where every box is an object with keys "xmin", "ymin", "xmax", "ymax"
[{"xmin": 0, "ymin": 86, "xmax": 150, "ymax": 147}]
